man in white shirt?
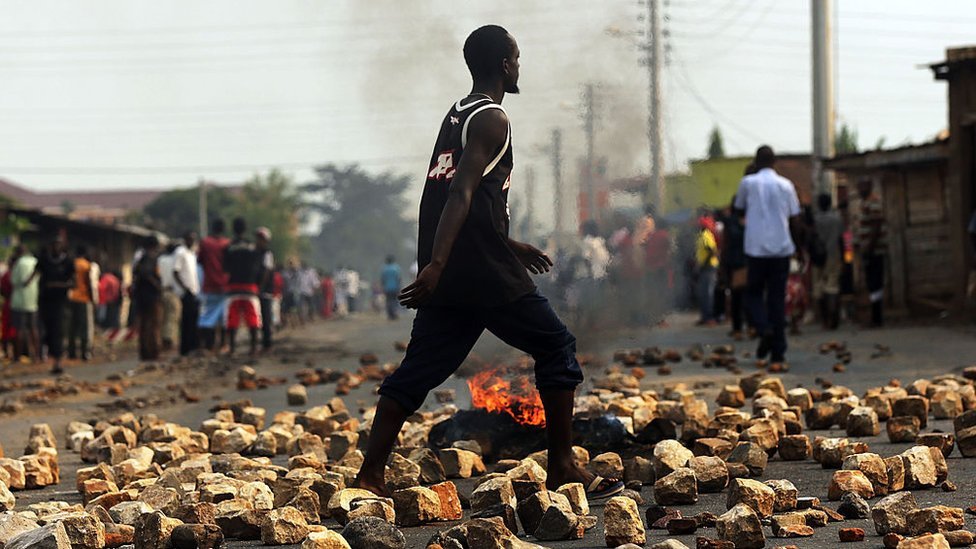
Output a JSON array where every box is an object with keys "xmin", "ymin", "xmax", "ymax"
[
  {"xmin": 172, "ymin": 232, "xmax": 200, "ymax": 356},
  {"xmin": 733, "ymin": 145, "xmax": 800, "ymax": 366}
]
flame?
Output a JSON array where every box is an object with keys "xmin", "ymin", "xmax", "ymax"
[{"xmin": 467, "ymin": 368, "xmax": 547, "ymax": 427}]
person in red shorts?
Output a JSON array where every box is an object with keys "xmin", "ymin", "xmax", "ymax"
[{"xmin": 223, "ymin": 217, "xmax": 263, "ymax": 357}]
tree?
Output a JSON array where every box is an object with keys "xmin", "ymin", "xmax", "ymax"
[
  {"xmin": 142, "ymin": 185, "xmax": 236, "ymax": 236},
  {"xmin": 835, "ymin": 123, "xmax": 858, "ymax": 154},
  {"xmin": 237, "ymin": 169, "xmax": 305, "ymax": 262},
  {"xmin": 303, "ymin": 164, "xmax": 415, "ymax": 275},
  {"xmin": 707, "ymin": 126, "xmax": 725, "ymax": 159}
]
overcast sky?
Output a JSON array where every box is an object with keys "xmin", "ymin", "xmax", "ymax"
[{"xmin": 1, "ymin": 0, "xmax": 972, "ymax": 227}]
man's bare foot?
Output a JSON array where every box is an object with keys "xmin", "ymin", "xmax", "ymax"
[{"xmin": 352, "ymin": 475, "xmax": 391, "ymax": 498}]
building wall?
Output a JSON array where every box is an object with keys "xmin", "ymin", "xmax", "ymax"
[
  {"xmin": 668, "ymin": 155, "xmax": 813, "ymax": 214},
  {"xmin": 944, "ymin": 58, "xmax": 976, "ymax": 308}
]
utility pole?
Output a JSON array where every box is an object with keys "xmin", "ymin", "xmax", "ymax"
[
  {"xmin": 551, "ymin": 128, "xmax": 564, "ymax": 237},
  {"xmin": 811, "ymin": 0, "xmax": 835, "ymax": 194},
  {"xmin": 646, "ymin": 0, "xmax": 665, "ymax": 209},
  {"xmin": 198, "ymin": 178, "xmax": 207, "ymax": 237},
  {"xmin": 581, "ymin": 83, "xmax": 597, "ymax": 225}
]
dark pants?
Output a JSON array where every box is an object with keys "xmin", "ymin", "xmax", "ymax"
[
  {"xmin": 378, "ymin": 290, "xmax": 584, "ymax": 414},
  {"xmin": 138, "ymin": 300, "xmax": 162, "ymax": 361},
  {"xmin": 260, "ymin": 296, "xmax": 273, "ymax": 350},
  {"xmin": 864, "ymin": 253, "xmax": 885, "ymax": 326},
  {"xmin": 746, "ymin": 256, "xmax": 790, "ymax": 362},
  {"xmin": 730, "ymin": 286, "xmax": 745, "ymax": 332},
  {"xmin": 180, "ymin": 293, "xmax": 200, "ymax": 356},
  {"xmin": 696, "ymin": 266, "xmax": 717, "ymax": 322},
  {"xmin": 67, "ymin": 301, "xmax": 91, "ymax": 359},
  {"xmin": 40, "ymin": 299, "xmax": 66, "ymax": 360},
  {"xmin": 384, "ymin": 291, "xmax": 399, "ymax": 320}
]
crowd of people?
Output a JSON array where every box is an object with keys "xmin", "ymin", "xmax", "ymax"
[
  {"xmin": 548, "ymin": 145, "xmax": 887, "ymax": 367},
  {"xmin": 2, "ymin": 215, "xmax": 410, "ymax": 373}
]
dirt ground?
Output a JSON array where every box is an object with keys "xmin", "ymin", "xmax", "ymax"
[{"xmin": 2, "ymin": 309, "xmax": 975, "ymax": 548}]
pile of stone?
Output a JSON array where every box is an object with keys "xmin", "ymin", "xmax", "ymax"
[{"xmin": 4, "ymin": 350, "xmax": 976, "ymax": 549}]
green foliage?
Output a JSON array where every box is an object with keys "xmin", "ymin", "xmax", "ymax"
[
  {"xmin": 141, "ymin": 171, "xmax": 306, "ymax": 263},
  {"xmin": 707, "ymin": 126, "xmax": 725, "ymax": 159},
  {"xmin": 303, "ymin": 164, "xmax": 414, "ymax": 274},
  {"xmin": 835, "ymin": 123, "xmax": 859, "ymax": 154},
  {"xmin": 142, "ymin": 185, "xmax": 236, "ymax": 236},
  {"xmin": 238, "ymin": 169, "xmax": 305, "ymax": 263}
]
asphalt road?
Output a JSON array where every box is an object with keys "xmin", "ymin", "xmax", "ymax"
[{"xmin": 2, "ymin": 310, "xmax": 976, "ymax": 548}]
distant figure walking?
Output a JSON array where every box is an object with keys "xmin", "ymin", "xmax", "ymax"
[
  {"xmin": 734, "ymin": 145, "xmax": 801, "ymax": 367},
  {"xmin": 380, "ymin": 255, "xmax": 402, "ymax": 320}
]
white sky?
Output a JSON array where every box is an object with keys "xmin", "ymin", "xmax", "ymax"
[{"xmin": 1, "ymin": 0, "xmax": 972, "ymax": 228}]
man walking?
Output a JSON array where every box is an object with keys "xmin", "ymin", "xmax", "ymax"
[
  {"xmin": 354, "ymin": 25, "xmax": 622, "ymax": 500},
  {"xmin": 172, "ymin": 232, "xmax": 200, "ymax": 356},
  {"xmin": 734, "ymin": 145, "xmax": 800, "ymax": 368},
  {"xmin": 855, "ymin": 178, "xmax": 887, "ymax": 327},
  {"xmin": 380, "ymin": 255, "xmax": 401, "ymax": 320}
]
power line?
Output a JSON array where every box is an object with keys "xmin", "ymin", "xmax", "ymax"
[{"xmin": 0, "ymin": 156, "xmax": 429, "ymax": 175}]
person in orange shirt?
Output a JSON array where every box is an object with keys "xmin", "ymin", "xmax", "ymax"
[{"xmin": 67, "ymin": 245, "xmax": 95, "ymax": 361}]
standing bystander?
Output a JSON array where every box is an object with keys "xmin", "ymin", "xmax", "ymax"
[
  {"xmin": 855, "ymin": 178, "xmax": 887, "ymax": 327},
  {"xmin": 380, "ymin": 255, "xmax": 402, "ymax": 320},
  {"xmin": 38, "ymin": 239, "xmax": 74, "ymax": 373},
  {"xmin": 172, "ymin": 232, "xmax": 200, "ymax": 356},
  {"xmin": 812, "ymin": 193, "xmax": 844, "ymax": 329},
  {"xmin": 255, "ymin": 227, "xmax": 275, "ymax": 351},
  {"xmin": 197, "ymin": 219, "xmax": 229, "ymax": 352},
  {"xmin": 158, "ymin": 243, "xmax": 181, "ymax": 352},
  {"xmin": 10, "ymin": 245, "xmax": 40, "ymax": 364},
  {"xmin": 223, "ymin": 218, "xmax": 263, "ymax": 357},
  {"xmin": 133, "ymin": 237, "xmax": 163, "ymax": 361}
]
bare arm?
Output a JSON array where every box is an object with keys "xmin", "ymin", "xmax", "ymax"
[{"xmin": 399, "ymin": 109, "xmax": 509, "ymax": 309}]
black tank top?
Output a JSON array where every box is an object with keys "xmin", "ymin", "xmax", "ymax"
[{"xmin": 417, "ymin": 96, "xmax": 535, "ymax": 308}]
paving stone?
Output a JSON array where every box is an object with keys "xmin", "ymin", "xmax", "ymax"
[
  {"xmin": 133, "ymin": 511, "xmax": 183, "ymax": 549},
  {"xmin": 170, "ymin": 523, "xmax": 224, "ymax": 549},
  {"xmin": 872, "ymin": 491, "xmax": 918, "ymax": 535},
  {"xmin": 716, "ymin": 503, "xmax": 765, "ymax": 549},
  {"xmin": 901, "ymin": 446, "xmax": 939, "ymax": 489},
  {"xmin": 725, "ymin": 442, "xmax": 767, "ymax": 477},
  {"xmin": 888, "ymin": 416, "xmax": 922, "ymax": 443},
  {"xmin": 302, "ymin": 529, "xmax": 351, "ymax": 548},
  {"xmin": 687, "ymin": 456, "xmax": 728, "ymax": 493},
  {"xmin": 439, "ymin": 449, "xmax": 486, "ymax": 479},
  {"xmin": 534, "ymin": 492, "xmax": 580, "ymax": 541},
  {"xmin": 896, "ymin": 533, "xmax": 950, "ymax": 549},
  {"xmin": 726, "ymin": 478, "xmax": 774, "ymax": 518},
  {"xmin": 604, "ymin": 496, "xmax": 645, "ymax": 547},
  {"xmin": 838, "ymin": 491, "xmax": 871, "ymax": 519},
  {"xmin": 261, "ymin": 506, "xmax": 310, "ymax": 545},
  {"xmin": 654, "ymin": 467, "xmax": 698, "ymax": 505},
  {"xmin": 764, "ymin": 479, "xmax": 798, "ymax": 512},
  {"xmin": 839, "ymin": 527, "xmax": 865, "ymax": 542},
  {"xmin": 907, "ymin": 506, "xmax": 965, "ymax": 536},
  {"xmin": 340, "ymin": 516, "xmax": 405, "ymax": 549},
  {"xmin": 777, "ymin": 435, "xmax": 812, "ymax": 461},
  {"xmin": 847, "ymin": 406, "xmax": 880, "ymax": 436},
  {"xmin": 392, "ymin": 486, "xmax": 441, "ymax": 527},
  {"xmin": 5, "ymin": 521, "xmax": 71, "ymax": 549}
]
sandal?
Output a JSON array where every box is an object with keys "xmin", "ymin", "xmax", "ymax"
[{"xmin": 585, "ymin": 475, "xmax": 625, "ymax": 502}]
